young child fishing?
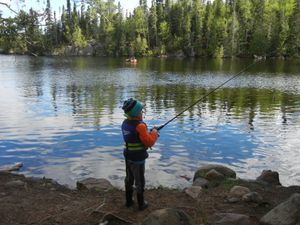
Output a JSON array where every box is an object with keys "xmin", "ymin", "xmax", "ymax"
[{"xmin": 121, "ymin": 98, "xmax": 159, "ymax": 210}]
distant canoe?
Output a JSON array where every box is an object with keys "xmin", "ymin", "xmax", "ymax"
[{"xmin": 126, "ymin": 58, "xmax": 137, "ymax": 64}]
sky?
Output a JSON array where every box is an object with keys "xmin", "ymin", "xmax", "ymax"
[{"xmin": 0, "ymin": 0, "xmax": 148, "ymax": 17}]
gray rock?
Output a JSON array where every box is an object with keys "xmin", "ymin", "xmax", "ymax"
[
  {"xmin": 229, "ymin": 186, "xmax": 251, "ymax": 198},
  {"xmin": 260, "ymin": 193, "xmax": 300, "ymax": 225},
  {"xmin": 242, "ymin": 192, "xmax": 263, "ymax": 203},
  {"xmin": 80, "ymin": 44, "xmax": 94, "ymax": 56},
  {"xmin": 193, "ymin": 164, "xmax": 236, "ymax": 181},
  {"xmin": 185, "ymin": 186, "xmax": 202, "ymax": 199},
  {"xmin": 100, "ymin": 213, "xmax": 132, "ymax": 225},
  {"xmin": 193, "ymin": 177, "xmax": 209, "ymax": 188},
  {"xmin": 76, "ymin": 178, "xmax": 113, "ymax": 191},
  {"xmin": 0, "ymin": 162, "xmax": 23, "ymax": 172},
  {"xmin": 212, "ymin": 213, "xmax": 251, "ymax": 225},
  {"xmin": 5, "ymin": 180, "xmax": 25, "ymax": 187},
  {"xmin": 256, "ymin": 170, "xmax": 281, "ymax": 186},
  {"xmin": 142, "ymin": 208, "xmax": 195, "ymax": 225},
  {"xmin": 64, "ymin": 46, "xmax": 78, "ymax": 56},
  {"xmin": 225, "ymin": 197, "xmax": 240, "ymax": 203}
]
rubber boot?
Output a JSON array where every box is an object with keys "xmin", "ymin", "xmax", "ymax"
[
  {"xmin": 125, "ymin": 189, "xmax": 134, "ymax": 207},
  {"xmin": 137, "ymin": 193, "xmax": 148, "ymax": 210}
]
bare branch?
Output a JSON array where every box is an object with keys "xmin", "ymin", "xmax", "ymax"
[{"xmin": 0, "ymin": 2, "xmax": 19, "ymax": 15}]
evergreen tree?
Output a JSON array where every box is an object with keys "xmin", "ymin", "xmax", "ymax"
[
  {"xmin": 131, "ymin": 6, "xmax": 149, "ymax": 55},
  {"xmin": 249, "ymin": 0, "xmax": 268, "ymax": 56},
  {"xmin": 225, "ymin": 0, "xmax": 239, "ymax": 57},
  {"xmin": 287, "ymin": 0, "xmax": 300, "ymax": 56},
  {"xmin": 191, "ymin": 0, "xmax": 204, "ymax": 56},
  {"xmin": 149, "ymin": 0, "xmax": 158, "ymax": 49},
  {"xmin": 113, "ymin": 1, "xmax": 126, "ymax": 56},
  {"xmin": 44, "ymin": 0, "xmax": 56, "ymax": 51},
  {"xmin": 206, "ymin": 0, "xmax": 226, "ymax": 57},
  {"xmin": 181, "ymin": 0, "xmax": 192, "ymax": 55}
]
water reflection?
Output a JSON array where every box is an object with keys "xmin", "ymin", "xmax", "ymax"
[{"xmin": 0, "ymin": 55, "xmax": 300, "ymax": 188}]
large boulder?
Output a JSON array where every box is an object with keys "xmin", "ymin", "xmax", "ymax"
[
  {"xmin": 193, "ymin": 164, "xmax": 236, "ymax": 181},
  {"xmin": 76, "ymin": 178, "xmax": 113, "ymax": 191},
  {"xmin": 211, "ymin": 213, "xmax": 251, "ymax": 225},
  {"xmin": 256, "ymin": 170, "xmax": 281, "ymax": 186},
  {"xmin": 205, "ymin": 169, "xmax": 225, "ymax": 181},
  {"xmin": 142, "ymin": 208, "xmax": 195, "ymax": 225},
  {"xmin": 260, "ymin": 193, "xmax": 300, "ymax": 225}
]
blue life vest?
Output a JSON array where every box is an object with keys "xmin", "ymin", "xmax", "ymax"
[{"xmin": 122, "ymin": 119, "xmax": 148, "ymax": 162}]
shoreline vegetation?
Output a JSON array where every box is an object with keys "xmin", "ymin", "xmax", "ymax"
[
  {"xmin": 1, "ymin": 0, "xmax": 300, "ymax": 58},
  {"xmin": 0, "ymin": 163, "xmax": 299, "ymax": 225}
]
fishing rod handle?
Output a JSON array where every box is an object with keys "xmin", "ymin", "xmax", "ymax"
[
  {"xmin": 157, "ymin": 125, "xmax": 164, "ymax": 131},
  {"xmin": 150, "ymin": 125, "xmax": 164, "ymax": 132}
]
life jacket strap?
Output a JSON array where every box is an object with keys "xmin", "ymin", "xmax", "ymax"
[{"xmin": 124, "ymin": 142, "xmax": 146, "ymax": 151}]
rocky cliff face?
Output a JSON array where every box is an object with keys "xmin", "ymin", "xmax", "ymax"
[{"xmin": 64, "ymin": 43, "xmax": 104, "ymax": 56}]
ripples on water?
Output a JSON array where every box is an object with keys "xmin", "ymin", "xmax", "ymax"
[{"xmin": 0, "ymin": 55, "xmax": 300, "ymax": 188}]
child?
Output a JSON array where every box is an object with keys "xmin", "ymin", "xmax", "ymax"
[{"xmin": 121, "ymin": 98, "xmax": 159, "ymax": 210}]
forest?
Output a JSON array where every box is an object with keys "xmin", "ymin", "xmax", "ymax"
[{"xmin": 0, "ymin": 0, "xmax": 300, "ymax": 57}]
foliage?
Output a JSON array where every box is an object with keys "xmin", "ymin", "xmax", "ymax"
[{"xmin": 0, "ymin": 0, "xmax": 300, "ymax": 57}]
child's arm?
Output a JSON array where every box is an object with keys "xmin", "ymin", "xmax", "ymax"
[{"xmin": 136, "ymin": 123, "xmax": 158, "ymax": 148}]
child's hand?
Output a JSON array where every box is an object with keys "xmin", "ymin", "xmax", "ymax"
[{"xmin": 151, "ymin": 128, "xmax": 160, "ymax": 137}]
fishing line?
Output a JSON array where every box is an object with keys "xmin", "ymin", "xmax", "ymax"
[{"xmin": 156, "ymin": 58, "xmax": 265, "ymax": 131}]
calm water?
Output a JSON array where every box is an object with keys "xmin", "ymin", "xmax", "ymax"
[{"xmin": 1, "ymin": 55, "xmax": 300, "ymax": 188}]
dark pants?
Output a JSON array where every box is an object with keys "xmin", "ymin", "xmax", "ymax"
[{"xmin": 124, "ymin": 160, "xmax": 145, "ymax": 194}]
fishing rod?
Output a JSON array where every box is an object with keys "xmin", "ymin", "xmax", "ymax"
[{"xmin": 156, "ymin": 59, "xmax": 263, "ymax": 131}]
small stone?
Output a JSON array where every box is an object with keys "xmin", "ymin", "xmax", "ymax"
[
  {"xmin": 76, "ymin": 178, "xmax": 113, "ymax": 191},
  {"xmin": 242, "ymin": 192, "xmax": 263, "ymax": 203},
  {"xmin": 225, "ymin": 197, "xmax": 240, "ymax": 203},
  {"xmin": 185, "ymin": 186, "xmax": 202, "ymax": 199},
  {"xmin": 229, "ymin": 186, "xmax": 251, "ymax": 198},
  {"xmin": 101, "ymin": 213, "xmax": 132, "ymax": 225},
  {"xmin": 142, "ymin": 208, "xmax": 195, "ymax": 225}
]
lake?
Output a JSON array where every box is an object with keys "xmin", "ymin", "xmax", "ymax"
[{"xmin": 0, "ymin": 55, "xmax": 300, "ymax": 188}]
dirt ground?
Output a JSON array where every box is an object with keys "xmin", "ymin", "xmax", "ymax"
[{"xmin": 0, "ymin": 171, "xmax": 300, "ymax": 225}]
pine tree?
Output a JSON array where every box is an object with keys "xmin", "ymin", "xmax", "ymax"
[
  {"xmin": 249, "ymin": 0, "xmax": 268, "ymax": 56},
  {"xmin": 287, "ymin": 0, "xmax": 300, "ymax": 56},
  {"xmin": 149, "ymin": 0, "xmax": 158, "ymax": 48},
  {"xmin": 225, "ymin": 0, "xmax": 239, "ymax": 57},
  {"xmin": 191, "ymin": 0, "xmax": 204, "ymax": 56},
  {"xmin": 207, "ymin": 0, "xmax": 226, "ymax": 57},
  {"xmin": 235, "ymin": 0, "xmax": 251, "ymax": 56},
  {"xmin": 45, "ymin": 0, "xmax": 54, "ymax": 50}
]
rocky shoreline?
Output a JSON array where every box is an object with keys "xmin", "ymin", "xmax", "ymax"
[{"xmin": 0, "ymin": 163, "xmax": 299, "ymax": 225}]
